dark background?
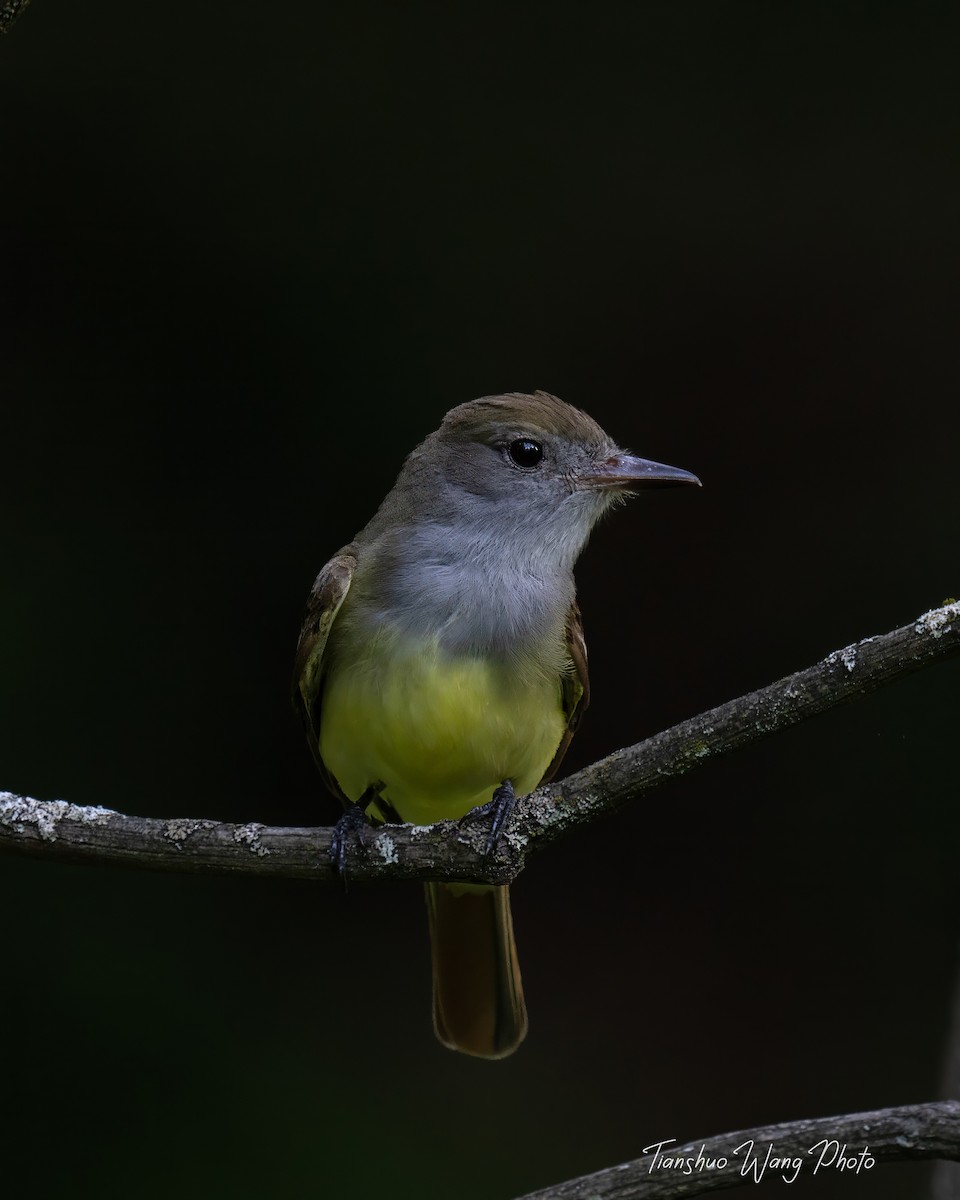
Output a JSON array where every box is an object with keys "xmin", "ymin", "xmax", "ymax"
[{"xmin": 2, "ymin": 3, "xmax": 958, "ymax": 1197}]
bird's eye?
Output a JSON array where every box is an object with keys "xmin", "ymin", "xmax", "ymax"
[{"xmin": 508, "ymin": 438, "xmax": 544, "ymax": 468}]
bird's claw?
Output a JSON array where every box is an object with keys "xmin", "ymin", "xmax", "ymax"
[
  {"xmin": 474, "ymin": 779, "xmax": 516, "ymax": 857},
  {"xmin": 329, "ymin": 802, "xmax": 370, "ymax": 884}
]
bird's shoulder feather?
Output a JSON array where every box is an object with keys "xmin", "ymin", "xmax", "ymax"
[
  {"xmin": 539, "ymin": 599, "xmax": 590, "ymax": 786},
  {"xmin": 291, "ymin": 544, "xmax": 357, "ymax": 798}
]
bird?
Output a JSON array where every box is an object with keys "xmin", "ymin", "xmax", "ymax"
[{"xmin": 292, "ymin": 391, "xmax": 700, "ymax": 1058}]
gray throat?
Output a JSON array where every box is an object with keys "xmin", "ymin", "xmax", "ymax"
[{"xmin": 352, "ymin": 518, "xmax": 581, "ymax": 664}]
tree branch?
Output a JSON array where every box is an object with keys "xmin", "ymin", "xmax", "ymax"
[
  {"xmin": 0, "ymin": 0, "xmax": 34, "ymax": 36},
  {"xmin": 2, "ymin": 600, "xmax": 958, "ymax": 884},
  {"xmin": 513, "ymin": 1101, "xmax": 960, "ymax": 1199}
]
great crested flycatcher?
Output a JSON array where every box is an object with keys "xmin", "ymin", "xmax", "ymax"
[{"xmin": 293, "ymin": 391, "xmax": 699, "ymax": 1058}]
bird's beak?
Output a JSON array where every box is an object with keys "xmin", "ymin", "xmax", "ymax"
[{"xmin": 579, "ymin": 453, "xmax": 702, "ymax": 491}]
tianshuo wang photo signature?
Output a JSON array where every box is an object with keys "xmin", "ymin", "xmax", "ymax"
[{"xmin": 644, "ymin": 1137, "xmax": 877, "ymax": 1184}]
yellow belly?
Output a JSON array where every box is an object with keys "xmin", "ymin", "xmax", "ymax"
[{"xmin": 319, "ymin": 638, "xmax": 565, "ymax": 825}]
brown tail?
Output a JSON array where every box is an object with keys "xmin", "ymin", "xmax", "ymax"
[{"xmin": 425, "ymin": 882, "xmax": 528, "ymax": 1059}]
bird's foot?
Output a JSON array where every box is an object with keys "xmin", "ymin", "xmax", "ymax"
[
  {"xmin": 329, "ymin": 795, "xmax": 376, "ymax": 885},
  {"xmin": 473, "ymin": 779, "xmax": 516, "ymax": 857}
]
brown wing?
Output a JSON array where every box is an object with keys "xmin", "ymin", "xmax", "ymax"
[
  {"xmin": 291, "ymin": 544, "xmax": 357, "ymax": 802},
  {"xmin": 538, "ymin": 598, "xmax": 590, "ymax": 786}
]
